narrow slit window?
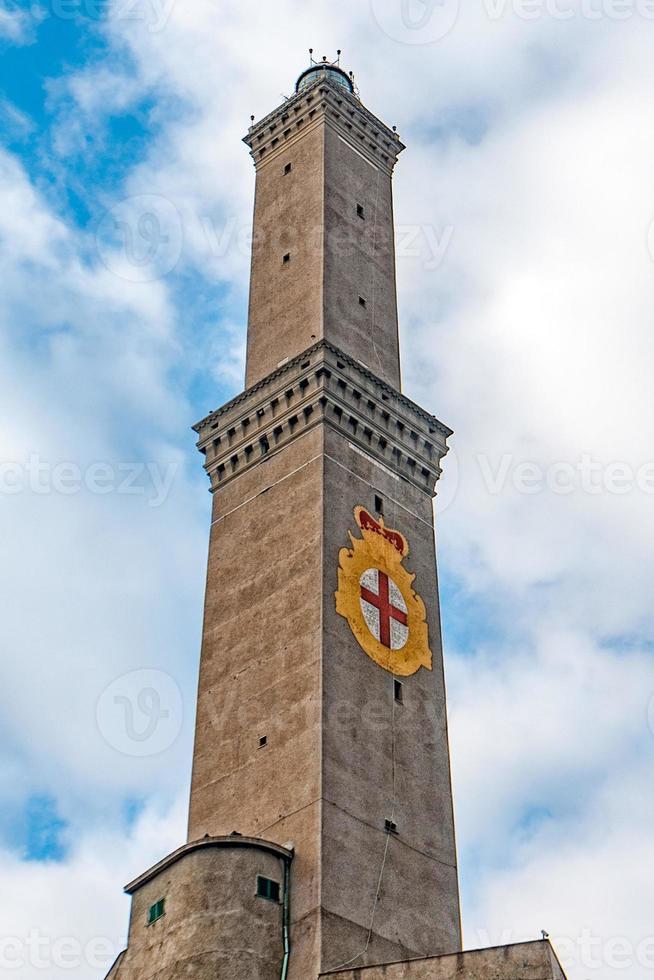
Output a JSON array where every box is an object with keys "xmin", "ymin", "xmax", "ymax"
[
  {"xmin": 284, "ymin": 162, "xmax": 292, "ymax": 174},
  {"xmin": 147, "ymin": 899, "xmax": 165, "ymax": 925},
  {"xmin": 283, "ymin": 253, "xmax": 291, "ymax": 264},
  {"xmin": 358, "ymin": 296, "xmax": 367, "ymax": 308},
  {"xmin": 375, "ymin": 495, "xmax": 384, "ymax": 515},
  {"xmin": 357, "ymin": 203, "xmax": 365, "ymax": 219},
  {"xmin": 259, "ymin": 735, "xmax": 268, "ymax": 748},
  {"xmin": 257, "ymin": 876, "xmax": 281, "ymax": 903},
  {"xmin": 394, "ymin": 680, "xmax": 403, "ymax": 704}
]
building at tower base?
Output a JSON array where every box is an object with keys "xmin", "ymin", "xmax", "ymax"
[
  {"xmin": 321, "ymin": 941, "xmax": 567, "ymax": 980},
  {"xmin": 105, "ymin": 836, "xmax": 293, "ymax": 980}
]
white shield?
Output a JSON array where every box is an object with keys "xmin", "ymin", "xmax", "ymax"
[{"xmin": 359, "ymin": 567, "xmax": 409, "ymax": 651}]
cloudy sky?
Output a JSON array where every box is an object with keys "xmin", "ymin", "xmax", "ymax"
[{"xmin": 0, "ymin": 0, "xmax": 653, "ymax": 977}]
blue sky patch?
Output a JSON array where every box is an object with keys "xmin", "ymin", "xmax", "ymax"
[{"xmin": 22, "ymin": 795, "xmax": 69, "ymax": 862}]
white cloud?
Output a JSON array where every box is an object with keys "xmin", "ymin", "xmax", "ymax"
[
  {"xmin": 0, "ymin": 3, "xmax": 37, "ymax": 43},
  {"xmin": 0, "ymin": 796, "xmax": 186, "ymax": 979},
  {"xmin": 0, "ymin": 149, "xmax": 206, "ymax": 835},
  {"xmin": 463, "ymin": 755, "xmax": 654, "ymax": 980}
]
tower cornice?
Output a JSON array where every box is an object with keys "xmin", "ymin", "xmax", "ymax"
[
  {"xmin": 244, "ymin": 74, "xmax": 405, "ymax": 175},
  {"xmin": 194, "ymin": 341, "xmax": 452, "ymax": 497}
]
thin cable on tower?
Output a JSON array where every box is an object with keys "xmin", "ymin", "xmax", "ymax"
[
  {"xmin": 302, "ymin": 54, "xmax": 404, "ymax": 972},
  {"xmin": 330, "ymin": 492, "xmax": 402, "ymax": 974},
  {"xmin": 329, "ymin": 669, "xmax": 399, "ymax": 972}
]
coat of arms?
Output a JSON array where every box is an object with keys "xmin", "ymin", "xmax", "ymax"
[{"xmin": 335, "ymin": 506, "xmax": 433, "ymax": 677}]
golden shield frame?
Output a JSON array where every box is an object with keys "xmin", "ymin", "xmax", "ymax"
[{"xmin": 335, "ymin": 506, "xmax": 433, "ymax": 677}]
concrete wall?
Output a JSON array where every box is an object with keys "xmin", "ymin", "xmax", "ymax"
[
  {"xmin": 319, "ymin": 426, "xmax": 460, "ymax": 972},
  {"xmin": 188, "ymin": 426, "xmax": 325, "ymax": 978},
  {"xmin": 320, "ymin": 940, "xmax": 567, "ymax": 980},
  {"xmin": 245, "ymin": 88, "xmax": 401, "ymax": 390},
  {"xmin": 323, "ymin": 124, "xmax": 400, "ymax": 388},
  {"xmin": 105, "ymin": 838, "xmax": 291, "ymax": 980},
  {"xmin": 186, "ymin": 418, "xmax": 460, "ymax": 977},
  {"xmin": 245, "ymin": 123, "xmax": 325, "ymax": 387}
]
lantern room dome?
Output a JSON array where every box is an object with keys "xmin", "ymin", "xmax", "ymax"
[{"xmin": 295, "ymin": 63, "xmax": 354, "ymax": 96}]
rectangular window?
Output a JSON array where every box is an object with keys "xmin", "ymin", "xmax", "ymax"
[
  {"xmin": 259, "ymin": 735, "xmax": 268, "ymax": 748},
  {"xmin": 384, "ymin": 819, "xmax": 398, "ymax": 834},
  {"xmin": 394, "ymin": 680, "xmax": 403, "ymax": 704},
  {"xmin": 374, "ymin": 495, "xmax": 384, "ymax": 515},
  {"xmin": 257, "ymin": 876, "xmax": 281, "ymax": 903},
  {"xmin": 147, "ymin": 899, "xmax": 165, "ymax": 925},
  {"xmin": 284, "ymin": 162, "xmax": 292, "ymax": 174},
  {"xmin": 358, "ymin": 296, "xmax": 367, "ymax": 307},
  {"xmin": 357, "ymin": 203, "xmax": 365, "ymax": 218},
  {"xmin": 283, "ymin": 253, "xmax": 291, "ymax": 264}
]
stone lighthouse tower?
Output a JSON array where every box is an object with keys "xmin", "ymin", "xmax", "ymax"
[{"xmin": 104, "ymin": 57, "xmax": 568, "ymax": 980}]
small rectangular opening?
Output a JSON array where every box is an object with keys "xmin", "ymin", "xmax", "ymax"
[
  {"xmin": 147, "ymin": 898, "xmax": 165, "ymax": 925},
  {"xmin": 384, "ymin": 819, "xmax": 398, "ymax": 835},
  {"xmin": 257, "ymin": 876, "xmax": 281, "ymax": 903},
  {"xmin": 358, "ymin": 296, "xmax": 367, "ymax": 308},
  {"xmin": 357, "ymin": 203, "xmax": 365, "ymax": 219},
  {"xmin": 284, "ymin": 162, "xmax": 292, "ymax": 174},
  {"xmin": 259, "ymin": 735, "xmax": 268, "ymax": 748},
  {"xmin": 283, "ymin": 253, "xmax": 291, "ymax": 264},
  {"xmin": 394, "ymin": 680, "xmax": 403, "ymax": 704},
  {"xmin": 374, "ymin": 495, "xmax": 383, "ymax": 515}
]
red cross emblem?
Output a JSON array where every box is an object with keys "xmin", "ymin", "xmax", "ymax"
[{"xmin": 360, "ymin": 568, "xmax": 409, "ymax": 650}]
